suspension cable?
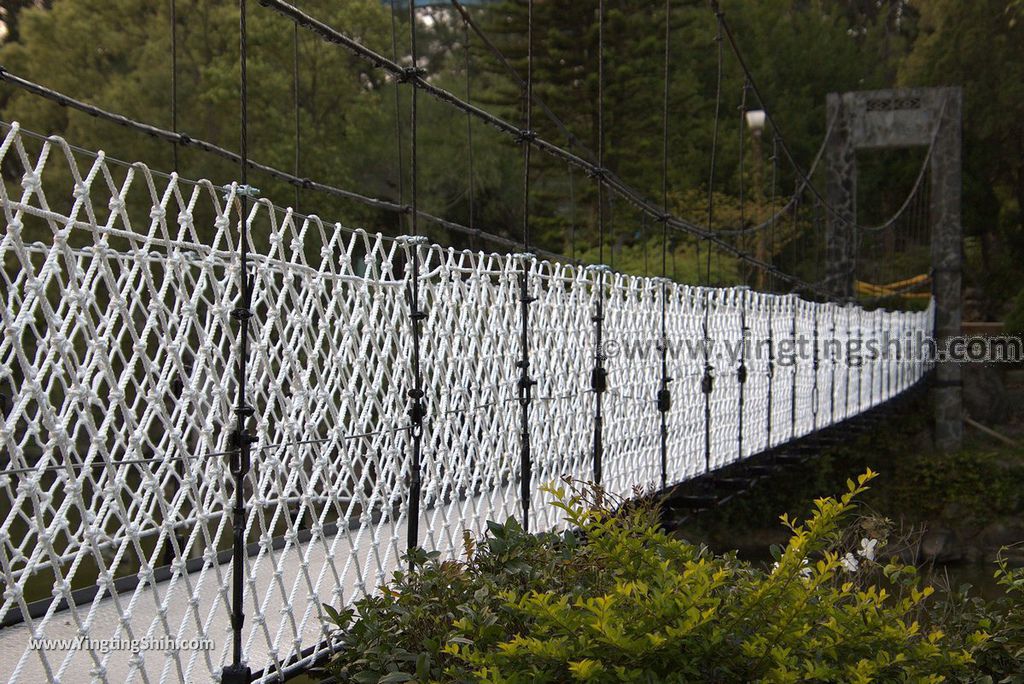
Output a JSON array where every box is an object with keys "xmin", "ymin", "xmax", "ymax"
[
  {"xmin": 705, "ymin": 3, "xmax": 723, "ymax": 286},
  {"xmin": 169, "ymin": 0, "xmax": 178, "ymax": 172},
  {"xmin": 293, "ymin": 22, "xmax": 301, "ymax": 210},
  {"xmin": 463, "ymin": 14, "xmax": 475, "ymax": 238},
  {"xmin": 256, "ymin": 0, "xmax": 830, "ymax": 297},
  {"xmin": 388, "ymin": 0, "xmax": 406, "ymax": 230},
  {"xmin": 0, "ymin": 69, "xmax": 572, "ymax": 262}
]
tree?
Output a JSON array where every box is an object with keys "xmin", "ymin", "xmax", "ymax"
[{"xmin": 899, "ymin": 0, "xmax": 1024, "ymax": 317}]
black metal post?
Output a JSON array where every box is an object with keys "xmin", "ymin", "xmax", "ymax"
[
  {"xmin": 223, "ymin": 2, "xmax": 253, "ymax": 682},
  {"xmin": 517, "ymin": 255, "xmax": 535, "ymax": 530},
  {"xmin": 736, "ymin": 289, "xmax": 748, "ymax": 461},
  {"xmin": 591, "ymin": 267, "xmax": 608, "ymax": 485},
  {"xmin": 701, "ymin": 290, "xmax": 714, "ymax": 473}
]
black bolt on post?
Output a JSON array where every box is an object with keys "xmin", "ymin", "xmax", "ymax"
[{"xmin": 223, "ymin": 1, "xmax": 253, "ymax": 682}]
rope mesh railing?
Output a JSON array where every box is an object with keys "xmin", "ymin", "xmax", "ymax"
[{"xmin": 0, "ymin": 121, "xmax": 933, "ymax": 683}]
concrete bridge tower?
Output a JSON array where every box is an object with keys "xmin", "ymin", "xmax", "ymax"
[{"xmin": 824, "ymin": 86, "xmax": 963, "ymax": 451}]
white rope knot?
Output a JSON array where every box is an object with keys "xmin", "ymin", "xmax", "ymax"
[{"xmin": 20, "ymin": 172, "xmax": 40, "ymax": 192}]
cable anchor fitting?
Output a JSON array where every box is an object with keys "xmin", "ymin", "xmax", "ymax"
[{"xmin": 222, "ymin": 183, "xmax": 261, "ymax": 201}]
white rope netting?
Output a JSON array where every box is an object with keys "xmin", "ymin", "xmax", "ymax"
[{"xmin": 0, "ymin": 122, "xmax": 933, "ymax": 682}]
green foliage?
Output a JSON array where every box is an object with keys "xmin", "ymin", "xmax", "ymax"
[
  {"xmin": 899, "ymin": 0, "xmax": 1024, "ymax": 317},
  {"xmin": 1006, "ymin": 288, "xmax": 1024, "ymax": 337},
  {"xmin": 927, "ymin": 552, "xmax": 1024, "ymax": 681},
  {"xmin": 323, "ymin": 472, "xmax": 1000, "ymax": 682}
]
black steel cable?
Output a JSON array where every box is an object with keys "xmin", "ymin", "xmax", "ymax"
[
  {"xmin": 0, "ymin": 427, "xmax": 416, "ymax": 479},
  {"xmin": 449, "ymin": 0, "xmax": 596, "ymax": 166},
  {"xmin": 705, "ymin": 5, "xmax": 723, "ymax": 287},
  {"xmin": 768, "ymin": 134, "xmax": 779, "ymax": 291},
  {"xmin": 463, "ymin": 17, "xmax": 475, "ymax": 237},
  {"xmin": 388, "ymin": 0, "xmax": 406, "ymax": 229},
  {"xmin": 569, "ymin": 161, "xmax": 577, "ymax": 261},
  {"xmin": 170, "ymin": 0, "xmax": 179, "ymax": 172},
  {"xmin": 737, "ymin": 80, "xmax": 747, "ymax": 236},
  {"xmin": 293, "ymin": 23, "xmax": 301, "ymax": 211},
  {"xmin": 0, "ymin": 69, "xmax": 574, "ymax": 262}
]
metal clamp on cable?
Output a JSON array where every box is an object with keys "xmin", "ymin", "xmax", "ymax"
[
  {"xmin": 701, "ymin": 366, "xmax": 714, "ymax": 395},
  {"xmin": 229, "ymin": 427, "xmax": 253, "ymax": 476},
  {"xmin": 516, "ymin": 360, "xmax": 536, "ymax": 403},
  {"xmin": 405, "ymin": 286, "xmax": 427, "ymax": 322},
  {"xmin": 591, "ymin": 367, "xmax": 608, "ymax": 394},
  {"xmin": 515, "ymin": 129, "xmax": 537, "ymax": 144},
  {"xmin": 657, "ymin": 386, "xmax": 672, "ymax": 412},
  {"xmin": 407, "ymin": 388, "xmax": 426, "ymax": 426},
  {"xmin": 397, "ymin": 65, "xmax": 426, "ymax": 83},
  {"xmin": 737, "ymin": 362, "xmax": 747, "ymax": 384}
]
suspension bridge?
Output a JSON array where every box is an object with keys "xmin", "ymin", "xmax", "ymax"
[{"xmin": 0, "ymin": 0, "xmax": 960, "ymax": 682}]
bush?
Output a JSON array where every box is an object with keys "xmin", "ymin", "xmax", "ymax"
[{"xmin": 323, "ymin": 472, "xmax": 1007, "ymax": 682}]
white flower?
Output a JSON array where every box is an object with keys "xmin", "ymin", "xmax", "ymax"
[
  {"xmin": 840, "ymin": 552, "xmax": 859, "ymax": 573},
  {"xmin": 771, "ymin": 561, "xmax": 780, "ymax": 573},
  {"xmin": 858, "ymin": 538, "xmax": 878, "ymax": 561},
  {"xmin": 799, "ymin": 559, "xmax": 813, "ymax": 579}
]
